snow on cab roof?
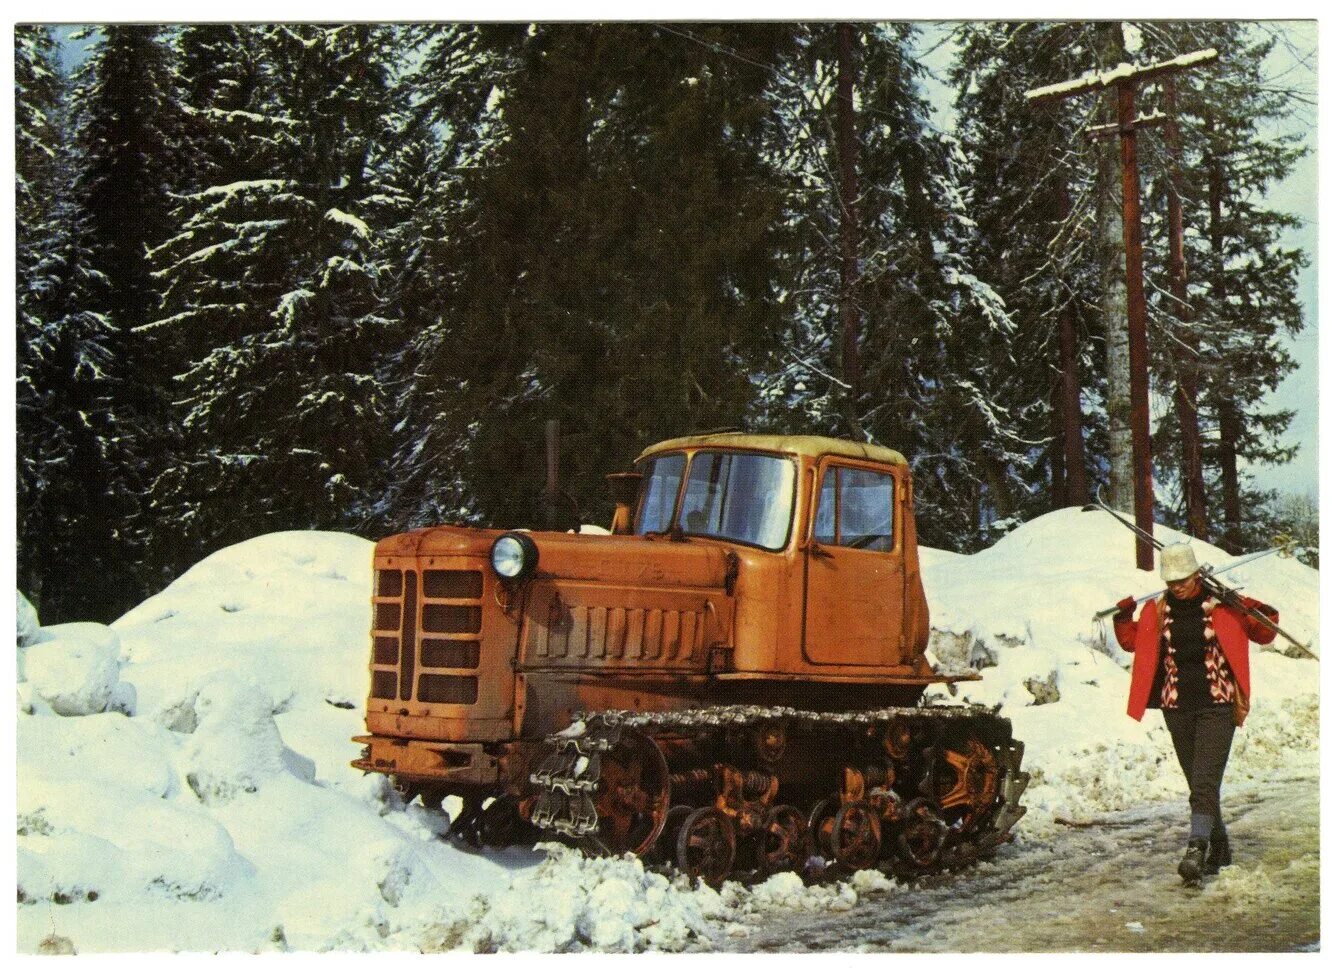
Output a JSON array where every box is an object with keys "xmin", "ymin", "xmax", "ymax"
[{"xmin": 638, "ymin": 432, "xmax": 907, "ymax": 466}]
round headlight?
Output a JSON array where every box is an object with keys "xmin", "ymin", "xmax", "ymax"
[{"xmin": 491, "ymin": 532, "xmax": 538, "ymax": 582}]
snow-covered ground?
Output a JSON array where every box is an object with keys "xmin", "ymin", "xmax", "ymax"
[{"xmin": 15, "ymin": 509, "xmax": 1320, "ymax": 952}]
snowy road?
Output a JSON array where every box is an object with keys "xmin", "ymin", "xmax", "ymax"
[{"xmin": 719, "ymin": 776, "xmax": 1320, "ymax": 952}]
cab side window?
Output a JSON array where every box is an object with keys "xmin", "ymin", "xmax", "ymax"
[
  {"xmin": 814, "ymin": 470, "xmax": 838, "ymax": 544},
  {"xmin": 814, "ymin": 466, "xmax": 895, "ymax": 552}
]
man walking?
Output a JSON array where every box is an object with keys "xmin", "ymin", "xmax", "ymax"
[{"xmin": 1112, "ymin": 543, "xmax": 1280, "ymax": 884}]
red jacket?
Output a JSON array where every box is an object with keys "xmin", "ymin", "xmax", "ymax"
[{"xmin": 1113, "ymin": 595, "xmax": 1278, "ymax": 726}]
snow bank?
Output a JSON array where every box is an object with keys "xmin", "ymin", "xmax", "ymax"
[
  {"xmin": 418, "ymin": 851, "xmax": 904, "ymax": 952},
  {"xmin": 421, "ymin": 846, "xmax": 723, "ymax": 952},
  {"xmin": 17, "ymin": 590, "xmax": 41, "ymax": 646},
  {"xmin": 17, "ymin": 532, "xmax": 510, "ymax": 952},
  {"xmin": 22, "ymin": 622, "xmax": 124, "ymax": 715},
  {"xmin": 16, "ymin": 512, "xmax": 1319, "ymax": 952}
]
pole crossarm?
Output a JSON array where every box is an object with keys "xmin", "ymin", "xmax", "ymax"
[
  {"xmin": 1024, "ymin": 48, "xmax": 1218, "ymax": 104},
  {"xmin": 1086, "ymin": 111, "xmax": 1167, "ymax": 140}
]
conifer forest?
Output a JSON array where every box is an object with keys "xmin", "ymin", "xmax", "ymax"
[{"xmin": 14, "ymin": 23, "xmax": 1315, "ymax": 624}]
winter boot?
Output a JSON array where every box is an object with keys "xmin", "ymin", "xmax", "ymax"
[
  {"xmin": 1178, "ymin": 839, "xmax": 1208, "ymax": 885},
  {"xmin": 1205, "ymin": 827, "xmax": 1232, "ymax": 875}
]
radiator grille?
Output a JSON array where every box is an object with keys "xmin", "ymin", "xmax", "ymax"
[
  {"xmin": 421, "ymin": 639, "xmax": 480, "ymax": 669},
  {"xmin": 371, "ymin": 670, "xmax": 397, "ymax": 699},
  {"xmin": 373, "ymin": 636, "xmax": 398, "ymax": 665},
  {"xmin": 422, "ymin": 604, "xmax": 482, "ymax": 634},
  {"xmin": 371, "ymin": 565, "xmax": 483, "ymax": 706},
  {"xmin": 418, "ymin": 674, "xmax": 478, "ymax": 705},
  {"xmin": 423, "ymin": 569, "xmax": 483, "ymax": 599},
  {"xmin": 375, "ymin": 602, "xmax": 401, "ymax": 632},
  {"xmin": 376, "ymin": 569, "xmax": 403, "ymax": 597}
]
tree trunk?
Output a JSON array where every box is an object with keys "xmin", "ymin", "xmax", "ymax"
[
  {"xmin": 1206, "ymin": 118, "xmax": 1243, "ymax": 552},
  {"xmin": 1097, "ymin": 23, "xmax": 1132, "ymax": 514},
  {"xmin": 1217, "ymin": 399, "xmax": 1243, "ymax": 552},
  {"xmin": 1053, "ymin": 177, "xmax": 1090, "ymax": 506},
  {"xmin": 837, "ymin": 22, "xmax": 865, "ymax": 441},
  {"xmin": 1050, "ymin": 382, "xmax": 1067, "ymax": 509},
  {"xmin": 1164, "ymin": 79, "xmax": 1209, "ymax": 540}
]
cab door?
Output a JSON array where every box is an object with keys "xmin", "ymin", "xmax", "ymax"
[{"xmin": 802, "ymin": 459, "xmax": 905, "ymax": 665}]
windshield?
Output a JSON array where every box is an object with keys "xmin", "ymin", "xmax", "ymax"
[{"xmin": 678, "ymin": 451, "xmax": 796, "ymax": 550}]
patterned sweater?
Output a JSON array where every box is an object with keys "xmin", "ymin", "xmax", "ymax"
[{"xmin": 1150, "ymin": 591, "xmax": 1236, "ymax": 711}]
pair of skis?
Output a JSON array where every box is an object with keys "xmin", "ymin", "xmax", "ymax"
[{"xmin": 1088, "ymin": 490, "xmax": 1316, "ymax": 661}]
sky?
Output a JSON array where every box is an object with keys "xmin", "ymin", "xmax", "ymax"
[{"xmin": 1248, "ymin": 22, "xmax": 1318, "ymax": 499}]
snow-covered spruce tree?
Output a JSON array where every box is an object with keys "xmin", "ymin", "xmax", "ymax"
[
  {"xmin": 758, "ymin": 24, "xmax": 1017, "ymax": 551},
  {"xmin": 949, "ymin": 21, "xmax": 1134, "ymax": 522},
  {"xmin": 370, "ymin": 118, "xmax": 489, "ymax": 531},
  {"xmin": 368, "ymin": 25, "xmax": 510, "ymax": 531},
  {"xmin": 1133, "ymin": 22, "xmax": 1307, "ymax": 552},
  {"xmin": 174, "ymin": 24, "xmax": 265, "ymax": 193},
  {"xmin": 15, "ymin": 25, "xmax": 63, "ymax": 436},
  {"xmin": 1251, "ymin": 490, "xmax": 1317, "ymax": 568},
  {"xmin": 16, "ymin": 23, "xmax": 70, "ymax": 615},
  {"xmin": 17, "ymin": 27, "xmax": 149, "ymax": 621},
  {"xmin": 15, "ymin": 25, "xmax": 61, "ymax": 245},
  {"xmin": 950, "ymin": 23, "xmax": 1110, "ymax": 524},
  {"xmin": 396, "ymin": 24, "xmax": 790, "ymax": 529},
  {"xmin": 17, "ymin": 26, "xmax": 185, "ymax": 619},
  {"xmin": 145, "ymin": 25, "xmax": 402, "ymax": 557},
  {"xmin": 70, "ymin": 25, "xmax": 183, "ymax": 349},
  {"xmin": 64, "ymin": 25, "xmax": 189, "ymax": 603}
]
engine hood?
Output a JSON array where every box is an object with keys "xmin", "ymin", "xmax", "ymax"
[
  {"xmin": 375, "ymin": 526, "xmax": 736, "ymax": 591},
  {"xmin": 375, "ymin": 524, "xmax": 505, "ymax": 560}
]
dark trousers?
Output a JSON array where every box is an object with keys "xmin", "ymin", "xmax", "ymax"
[{"xmin": 1162, "ymin": 705, "xmax": 1235, "ymax": 836}]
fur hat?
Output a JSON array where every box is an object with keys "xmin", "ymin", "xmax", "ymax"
[{"xmin": 1160, "ymin": 543, "xmax": 1201, "ymax": 582}]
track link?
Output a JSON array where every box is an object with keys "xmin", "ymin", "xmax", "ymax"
[{"xmin": 527, "ymin": 702, "xmax": 1029, "ymax": 882}]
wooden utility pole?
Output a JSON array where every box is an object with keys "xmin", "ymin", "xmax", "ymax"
[
  {"xmin": 1162, "ymin": 78, "xmax": 1209, "ymax": 541},
  {"xmin": 1027, "ymin": 47, "xmax": 1217, "ymax": 571},
  {"xmin": 837, "ymin": 22, "xmax": 865, "ymax": 441}
]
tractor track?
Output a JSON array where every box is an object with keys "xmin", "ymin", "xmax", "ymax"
[{"xmin": 526, "ymin": 702, "xmax": 1029, "ymax": 885}]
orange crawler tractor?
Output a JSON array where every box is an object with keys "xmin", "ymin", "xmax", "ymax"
[{"xmin": 354, "ymin": 433, "xmax": 1028, "ymax": 885}]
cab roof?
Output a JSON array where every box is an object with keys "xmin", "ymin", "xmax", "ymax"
[{"xmin": 637, "ymin": 433, "xmax": 907, "ymax": 467}]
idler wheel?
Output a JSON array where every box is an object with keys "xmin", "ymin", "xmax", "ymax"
[
  {"xmin": 756, "ymin": 805, "xmax": 809, "ymax": 875},
  {"xmin": 925, "ymin": 738, "xmax": 1000, "ymax": 833},
  {"xmin": 830, "ymin": 800, "xmax": 882, "ymax": 871},
  {"xmin": 897, "ymin": 797, "xmax": 948, "ymax": 870},
  {"xmin": 676, "ymin": 807, "xmax": 737, "ymax": 888},
  {"xmin": 590, "ymin": 727, "xmax": 671, "ymax": 857},
  {"xmin": 807, "ymin": 798, "xmax": 839, "ymax": 859}
]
